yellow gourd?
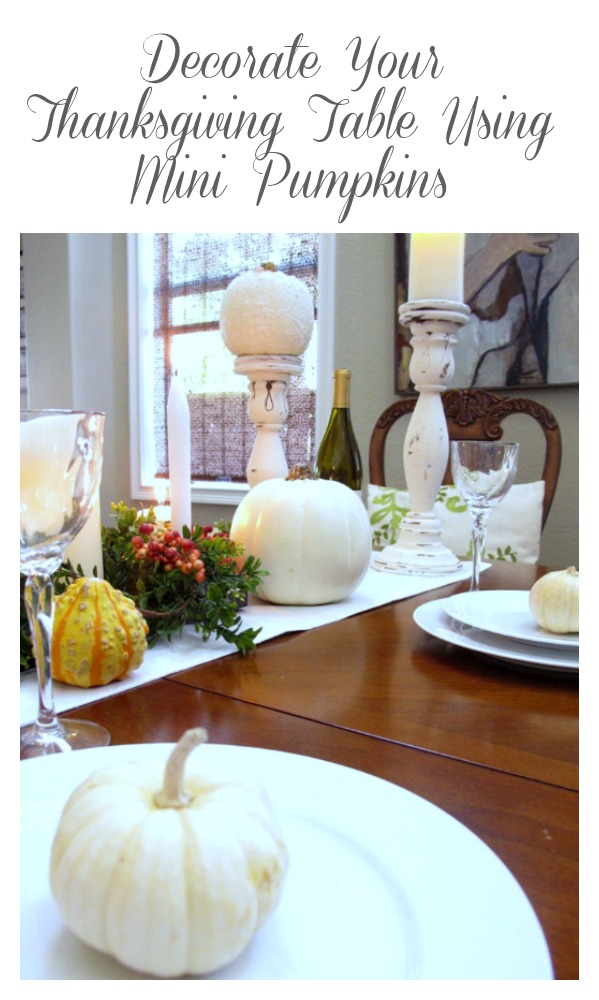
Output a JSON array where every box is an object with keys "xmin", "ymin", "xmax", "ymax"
[
  {"xmin": 51, "ymin": 578, "xmax": 148, "ymax": 687},
  {"xmin": 50, "ymin": 729, "xmax": 289, "ymax": 977}
]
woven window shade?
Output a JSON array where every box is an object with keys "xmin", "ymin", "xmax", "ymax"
[{"xmin": 151, "ymin": 233, "xmax": 318, "ymax": 483}]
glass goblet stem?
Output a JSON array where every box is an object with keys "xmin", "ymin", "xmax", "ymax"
[
  {"xmin": 23, "ymin": 569, "xmax": 70, "ymax": 752},
  {"xmin": 470, "ymin": 509, "xmax": 490, "ymax": 592}
]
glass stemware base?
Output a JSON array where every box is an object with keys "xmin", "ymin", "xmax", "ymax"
[{"xmin": 20, "ymin": 717, "xmax": 110, "ymax": 759}]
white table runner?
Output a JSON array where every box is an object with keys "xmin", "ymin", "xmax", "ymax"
[{"xmin": 20, "ymin": 561, "xmax": 479, "ymax": 726}]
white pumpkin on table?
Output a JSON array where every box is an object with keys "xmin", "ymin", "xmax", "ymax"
[{"xmin": 231, "ymin": 466, "xmax": 372, "ymax": 606}]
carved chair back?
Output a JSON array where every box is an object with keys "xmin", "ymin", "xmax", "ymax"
[{"xmin": 368, "ymin": 389, "xmax": 562, "ymax": 528}]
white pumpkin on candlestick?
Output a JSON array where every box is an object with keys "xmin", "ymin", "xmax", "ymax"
[
  {"xmin": 220, "ymin": 265, "xmax": 315, "ymax": 486},
  {"xmin": 220, "ymin": 263, "xmax": 314, "ymax": 356}
]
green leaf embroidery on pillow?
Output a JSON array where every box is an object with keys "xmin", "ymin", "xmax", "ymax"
[
  {"xmin": 464, "ymin": 540, "xmax": 518, "ymax": 563},
  {"xmin": 372, "ymin": 526, "xmax": 387, "ymax": 546},
  {"xmin": 442, "ymin": 492, "xmax": 468, "ymax": 514},
  {"xmin": 487, "ymin": 545, "xmax": 518, "ymax": 563},
  {"xmin": 370, "ymin": 490, "xmax": 409, "ymax": 546}
]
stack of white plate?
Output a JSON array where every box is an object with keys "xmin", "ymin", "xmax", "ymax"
[{"xmin": 414, "ymin": 590, "xmax": 579, "ymax": 674}]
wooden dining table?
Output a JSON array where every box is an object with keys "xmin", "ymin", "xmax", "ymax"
[{"xmin": 58, "ymin": 561, "xmax": 579, "ymax": 980}]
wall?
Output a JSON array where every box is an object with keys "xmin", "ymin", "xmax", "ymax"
[{"xmin": 21, "ymin": 233, "xmax": 579, "ymax": 568}]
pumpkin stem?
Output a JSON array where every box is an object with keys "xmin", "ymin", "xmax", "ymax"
[
  {"xmin": 154, "ymin": 728, "xmax": 208, "ymax": 809},
  {"xmin": 259, "ymin": 262, "xmax": 277, "ymax": 272},
  {"xmin": 286, "ymin": 464, "xmax": 317, "ymax": 481}
]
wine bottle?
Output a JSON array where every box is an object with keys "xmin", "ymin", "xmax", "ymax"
[{"xmin": 315, "ymin": 369, "xmax": 363, "ymax": 490}]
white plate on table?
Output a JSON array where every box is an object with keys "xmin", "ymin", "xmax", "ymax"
[
  {"xmin": 443, "ymin": 591, "xmax": 579, "ymax": 650},
  {"xmin": 21, "ymin": 743, "xmax": 552, "ymax": 980},
  {"xmin": 415, "ymin": 598, "xmax": 579, "ymax": 673}
]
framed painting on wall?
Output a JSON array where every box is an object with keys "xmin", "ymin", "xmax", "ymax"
[{"xmin": 395, "ymin": 233, "xmax": 579, "ymax": 394}]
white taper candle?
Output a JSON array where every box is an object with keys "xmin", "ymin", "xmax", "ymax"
[{"xmin": 167, "ymin": 373, "xmax": 192, "ymax": 533}]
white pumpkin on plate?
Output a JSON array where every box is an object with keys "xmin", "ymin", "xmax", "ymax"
[
  {"xmin": 529, "ymin": 567, "xmax": 579, "ymax": 634},
  {"xmin": 50, "ymin": 730, "xmax": 289, "ymax": 978}
]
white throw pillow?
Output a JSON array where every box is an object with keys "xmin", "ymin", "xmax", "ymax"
[{"xmin": 367, "ymin": 481, "xmax": 545, "ymax": 564}]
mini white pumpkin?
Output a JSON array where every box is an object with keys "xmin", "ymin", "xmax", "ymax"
[
  {"xmin": 230, "ymin": 467, "xmax": 372, "ymax": 605},
  {"xmin": 529, "ymin": 566, "xmax": 579, "ymax": 634},
  {"xmin": 50, "ymin": 729, "xmax": 288, "ymax": 978}
]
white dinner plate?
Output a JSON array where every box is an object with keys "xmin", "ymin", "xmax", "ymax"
[
  {"xmin": 443, "ymin": 591, "xmax": 579, "ymax": 649},
  {"xmin": 21, "ymin": 743, "xmax": 552, "ymax": 980},
  {"xmin": 415, "ymin": 598, "xmax": 578, "ymax": 673}
]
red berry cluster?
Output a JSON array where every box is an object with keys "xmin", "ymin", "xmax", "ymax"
[{"xmin": 131, "ymin": 524, "xmax": 206, "ymax": 583}]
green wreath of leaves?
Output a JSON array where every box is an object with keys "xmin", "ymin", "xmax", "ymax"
[{"xmin": 20, "ymin": 503, "xmax": 267, "ymax": 672}]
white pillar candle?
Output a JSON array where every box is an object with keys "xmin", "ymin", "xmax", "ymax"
[
  {"xmin": 408, "ymin": 233, "xmax": 465, "ymax": 302},
  {"xmin": 20, "ymin": 412, "xmax": 80, "ymax": 538},
  {"xmin": 66, "ymin": 494, "xmax": 104, "ymax": 577},
  {"xmin": 167, "ymin": 373, "xmax": 192, "ymax": 534}
]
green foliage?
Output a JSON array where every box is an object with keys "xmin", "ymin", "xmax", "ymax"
[
  {"xmin": 101, "ymin": 504, "xmax": 265, "ymax": 653},
  {"xmin": 20, "ymin": 575, "xmax": 32, "ymax": 672},
  {"xmin": 21, "ymin": 504, "xmax": 266, "ymax": 672}
]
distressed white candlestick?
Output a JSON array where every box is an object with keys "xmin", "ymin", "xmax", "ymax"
[
  {"xmin": 373, "ymin": 299, "xmax": 471, "ymax": 575},
  {"xmin": 167, "ymin": 373, "xmax": 192, "ymax": 533},
  {"xmin": 234, "ymin": 354, "xmax": 303, "ymax": 487}
]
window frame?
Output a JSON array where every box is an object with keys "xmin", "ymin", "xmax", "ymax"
[{"xmin": 127, "ymin": 233, "xmax": 336, "ymax": 508}]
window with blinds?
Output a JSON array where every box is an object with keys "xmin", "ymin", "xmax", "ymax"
[{"xmin": 146, "ymin": 233, "xmax": 319, "ymax": 488}]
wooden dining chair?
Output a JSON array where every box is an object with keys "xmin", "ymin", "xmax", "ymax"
[{"xmin": 368, "ymin": 389, "xmax": 562, "ymax": 528}]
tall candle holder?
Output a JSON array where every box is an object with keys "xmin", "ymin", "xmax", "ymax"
[
  {"xmin": 373, "ymin": 298, "xmax": 471, "ymax": 575},
  {"xmin": 233, "ymin": 354, "xmax": 304, "ymax": 487},
  {"xmin": 220, "ymin": 264, "xmax": 314, "ymax": 488}
]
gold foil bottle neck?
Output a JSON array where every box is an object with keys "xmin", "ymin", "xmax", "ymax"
[{"xmin": 332, "ymin": 369, "xmax": 351, "ymax": 408}]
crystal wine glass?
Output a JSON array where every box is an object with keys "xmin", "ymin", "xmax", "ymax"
[
  {"xmin": 450, "ymin": 440, "xmax": 519, "ymax": 592},
  {"xmin": 20, "ymin": 410, "xmax": 109, "ymax": 758}
]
